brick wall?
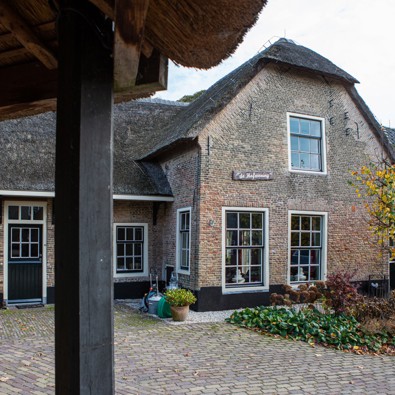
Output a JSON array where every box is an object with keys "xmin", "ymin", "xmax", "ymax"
[{"xmin": 194, "ymin": 64, "xmax": 387, "ymax": 289}]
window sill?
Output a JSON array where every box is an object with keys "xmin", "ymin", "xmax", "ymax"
[
  {"xmin": 289, "ymin": 169, "xmax": 327, "ymax": 176},
  {"xmin": 222, "ymin": 285, "xmax": 269, "ymax": 294}
]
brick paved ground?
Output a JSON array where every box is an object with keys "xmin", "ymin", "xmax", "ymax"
[{"xmin": 1, "ymin": 304, "xmax": 395, "ymax": 394}]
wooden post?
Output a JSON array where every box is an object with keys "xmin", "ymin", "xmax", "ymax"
[{"xmin": 55, "ymin": 1, "xmax": 114, "ymax": 393}]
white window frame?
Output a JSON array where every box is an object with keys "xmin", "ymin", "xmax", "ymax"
[
  {"xmin": 287, "ymin": 112, "xmax": 327, "ymax": 175},
  {"xmin": 222, "ymin": 207, "xmax": 270, "ymax": 294},
  {"xmin": 288, "ymin": 210, "xmax": 328, "ymax": 285},
  {"xmin": 3, "ymin": 201, "xmax": 48, "ymax": 305},
  {"xmin": 176, "ymin": 207, "xmax": 191, "ymax": 275},
  {"xmin": 113, "ymin": 223, "xmax": 148, "ymax": 278}
]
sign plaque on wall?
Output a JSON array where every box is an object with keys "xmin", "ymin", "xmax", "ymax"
[{"xmin": 232, "ymin": 171, "xmax": 273, "ymax": 181}]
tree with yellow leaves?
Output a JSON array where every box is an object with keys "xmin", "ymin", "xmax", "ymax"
[{"xmin": 351, "ymin": 159, "xmax": 395, "ymax": 258}]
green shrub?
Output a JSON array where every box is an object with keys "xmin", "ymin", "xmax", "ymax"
[
  {"xmin": 226, "ymin": 306, "xmax": 394, "ymax": 352},
  {"xmin": 164, "ymin": 288, "xmax": 197, "ymax": 307}
]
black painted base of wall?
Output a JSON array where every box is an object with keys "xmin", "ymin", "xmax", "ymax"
[{"xmin": 192, "ymin": 285, "xmax": 284, "ymax": 312}]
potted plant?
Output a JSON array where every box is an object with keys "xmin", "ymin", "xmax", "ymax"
[{"xmin": 164, "ymin": 288, "xmax": 197, "ymax": 321}]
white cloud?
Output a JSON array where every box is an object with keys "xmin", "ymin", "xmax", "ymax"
[{"xmin": 155, "ymin": 0, "xmax": 394, "ymax": 125}]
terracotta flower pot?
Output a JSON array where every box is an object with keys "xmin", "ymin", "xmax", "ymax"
[{"xmin": 170, "ymin": 305, "xmax": 190, "ymax": 321}]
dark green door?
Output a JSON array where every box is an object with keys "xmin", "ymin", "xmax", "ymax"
[{"xmin": 8, "ymin": 224, "xmax": 43, "ymax": 302}]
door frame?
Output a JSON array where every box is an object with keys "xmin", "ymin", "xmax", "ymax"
[{"xmin": 3, "ymin": 201, "xmax": 47, "ymax": 305}]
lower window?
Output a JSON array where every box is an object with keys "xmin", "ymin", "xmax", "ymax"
[
  {"xmin": 290, "ymin": 213, "xmax": 325, "ymax": 283},
  {"xmin": 114, "ymin": 223, "xmax": 148, "ymax": 277},
  {"xmin": 224, "ymin": 209, "xmax": 267, "ymax": 289}
]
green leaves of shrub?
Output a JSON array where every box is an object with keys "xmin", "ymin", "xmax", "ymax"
[{"xmin": 226, "ymin": 306, "xmax": 393, "ymax": 352}]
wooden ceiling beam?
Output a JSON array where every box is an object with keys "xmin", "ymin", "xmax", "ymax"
[
  {"xmin": 113, "ymin": 0, "xmax": 150, "ymax": 92},
  {"xmin": 0, "ymin": 2, "xmax": 57, "ymax": 69}
]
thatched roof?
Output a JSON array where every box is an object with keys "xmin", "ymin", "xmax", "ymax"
[
  {"xmin": 0, "ymin": 99, "xmax": 186, "ymax": 196},
  {"xmin": 0, "ymin": 0, "xmax": 267, "ymax": 120},
  {"xmin": 142, "ymin": 38, "xmax": 393, "ymax": 160},
  {"xmin": 384, "ymin": 127, "xmax": 395, "ymax": 146}
]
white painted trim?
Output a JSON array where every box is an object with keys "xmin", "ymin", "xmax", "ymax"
[
  {"xmin": 287, "ymin": 210, "xmax": 328, "ymax": 285},
  {"xmin": 113, "ymin": 194, "xmax": 174, "ymax": 202},
  {"xmin": 113, "ymin": 223, "xmax": 149, "ymax": 278},
  {"xmin": 221, "ymin": 207, "xmax": 270, "ymax": 294},
  {"xmin": 287, "ymin": 112, "xmax": 327, "ymax": 175},
  {"xmin": 0, "ymin": 191, "xmax": 174, "ymax": 202},
  {"xmin": 0, "ymin": 190, "xmax": 55, "ymax": 197},
  {"xmin": 3, "ymin": 201, "xmax": 48, "ymax": 304},
  {"xmin": 176, "ymin": 207, "xmax": 192, "ymax": 275}
]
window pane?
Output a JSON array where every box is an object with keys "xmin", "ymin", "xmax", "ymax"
[
  {"xmin": 311, "ymin": 232, "xmax": 321, "ymax": 247},
  {"xmin": 309, "ymin": 265, "xmax": 320, "ymax": 281},
  {"xmin": 227, "ymin": 213, "xmax": 237, "ymax": 228},
  {"xmin": 291, "ymin": 136, "xmax": 298, "ymax": 151},
  {"xmin": 310, "ymin": 121, "xmax": 321, "ymax": 137},
  {"xmin": 252, "ymin": 213, "xmax": 262, "ymax": 229},
  {"xmin": 290, "ymin": 117, "xmax": 299, "ymax": 133},
  {"xmin": 291, "ymin": 250, "xmax": 299, "ymax": 265},
  {"xmin": 298, "ymin": 267, "xmax": 308, "ymax": 281},
  {"xmin": 300, "ymin": 153, "xmax": 310, "ymax": 169},
  {"xmin": 300, "ymin": 250, "xmax": 310, "ymax": 265},
  {"xmin": 250, "ymin": 266, "xmax": 262, "ymax": 282},
  {"xmin": 239, "ymin": 213, "xmax": 250, "ymax": 228},
  {"xmin": 252, "ymin": 231, "xmax": 262, "ymax": 246},
  {"xmin": 301, "ymin": 217, "xmax": 310, "ymax": 230},
  {"xmin": 116, "ymin": 243, "xmax": 124, "ymax": 257},
  {"xmin": 31, "ymin": 228, "xmax": 39, "ymax": 242},
  {"xmin": 22, "ymin": 228, "xmax": 30, "ymax": 242},
  {"xmin": 291, "ymin": 153, "xmax": 299, "ymax": 168},
  {"xmin": 134, "ymin": 243, "xmax": 142, "ymax": 256},
  {"xmin": 8, "ymin": 206, "xmax": 19, "ymax": 220},
  {"xmin": 310, "ymin": 250, "xmax": 320, "ymax": 265},
  {"xmin": 126, "ymin": 227, "xmax": 134, "ymax": 241},
  {"xmin": 226, "ymin": 267, "xmax": 237, "ymax": 283},
  {"xmin": 226, "ymin": 249, "xmax": 237, "ymax": 266},
  {"xmin": 299, "ymin": 137, "xmax": 310, "ymax": 152},
  {"xmin": 291, "ymin": 216, "xmax": 300, "ymax": 230},
  {"xmin": 134, "ymin": 257, "xmax": 142, "ymax": 271},
  {"xmin": 301, "ymin": 233, "xmax": 310, "ymax": 246},
  {"xmin": 300, "ymin": 119, "xmax": 310, "ymax": 135},
  {"xmin": 31, "ymin": 244, "xmax": 39, "ymax": 257},
  {"xmin": 33, "ymin": 207, "xmax": 43, "ymax": 220},
  {"xmin": 310, "ymin": 154, "xmax": 320, "ymax": 170},
  {"xmin": 11, "ymin": 244, "xmax": 20, "ymax": 258},
  {"xmin": 226, "ymin": 230, "xmax": 237, "ymax": 246},
  {"xmin": 11, "ymin": 228, "xmax": 20, "ymax": 242},
  {"xmin": 240, "ymin": 230, "xmax": 250, "ymax": 246},
  {"xmin": 312, "ymin": 217, "xmax": 321, "ymax": 230},
  {"xmin": 21, "ymin": 244, "xmax": 29, "ymax": 257},
  {"xmin": 291, "ymin": 232, "xmax": 299, "ymax": 246},
  {"xmin": 184, "ymin": 212, "xmax": 190, "ymax": 230},
  {"xmin": 117, "ymin": 227, "xmax": 125, "ymax": 241},
  {"xmin": 125, "ymin": 243, "xmax": 133, "ymax": 256},
  {"xmin": 251, "ymin": 248, "xmax": 262, "ymax": 265},
  {"xmin": 310, "ymin": 139, "xmax": 319, "ymax": 154},
  {"xmin": 182, "ymin": 232, "xmax": 189, "ymax": 248},
  {"xmin": 125, "ymin": 258, "xmax": 133, "ymax": 270},
  {"xmin": 117, "ymin": 258, "xmax": 124, "ymax": 270},
  {"xmin": 21, "ymin": 206, "xmax": 31, "ymax": 220}
]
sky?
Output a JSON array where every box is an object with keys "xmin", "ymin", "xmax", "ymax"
[{"xmin": 155, "ymin": 0, "xmax": 395, "ymax": 126}]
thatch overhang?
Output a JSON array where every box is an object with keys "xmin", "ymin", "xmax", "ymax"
[
  {"xmin": 0, "ymin": 0, "xmax": 266, "ymax": 120},
  {"xmin": 0, "ymin": 99, "xmax": 185, "ymax": 196},
  {"xmin": 141, "ymin": 38, "xmax": 394, "ymax": 162}
]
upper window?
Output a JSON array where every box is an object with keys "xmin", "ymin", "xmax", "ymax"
[
  {"xmin": 288, "ymin": 114, "xmax": 326, "ymax": 173},
  {"xmin": 177, "ymin": 208, "xmax": 191, "ymax": 273},
  {"xmin": 223, "ymin": 208, "xmax": 269, "ymax": 292},
  {"xmin": 289, "ymin": 212, "xmax": 327, "ymax": 283},
  {"xmin": 114, "ymin": 224, "xmax": 148, "ymax": 277},
  {"xmin": 8, "ymin": 205, "xmax": 43, "ymax": 221}
]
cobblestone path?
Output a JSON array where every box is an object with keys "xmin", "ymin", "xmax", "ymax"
[{"xmin": 1, "ymin": 304, "xmax": 395, "ymax": 394}]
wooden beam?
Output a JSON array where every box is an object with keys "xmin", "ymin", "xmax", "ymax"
[
  {"xmin": 113, "ymin": 0, "xmax": 150, "ymax": 92},
  {"xmin": 55, "ymin": 0, "xmax": 114, "ymax": 393},
  {"xmin": 0, "ymin": 3, "xmax": 57, "ymax": 69}
]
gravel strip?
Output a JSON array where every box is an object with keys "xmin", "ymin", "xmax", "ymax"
[{"xmin": 118, "ymin": 299, "xmax": 240, "ymax": 325}]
